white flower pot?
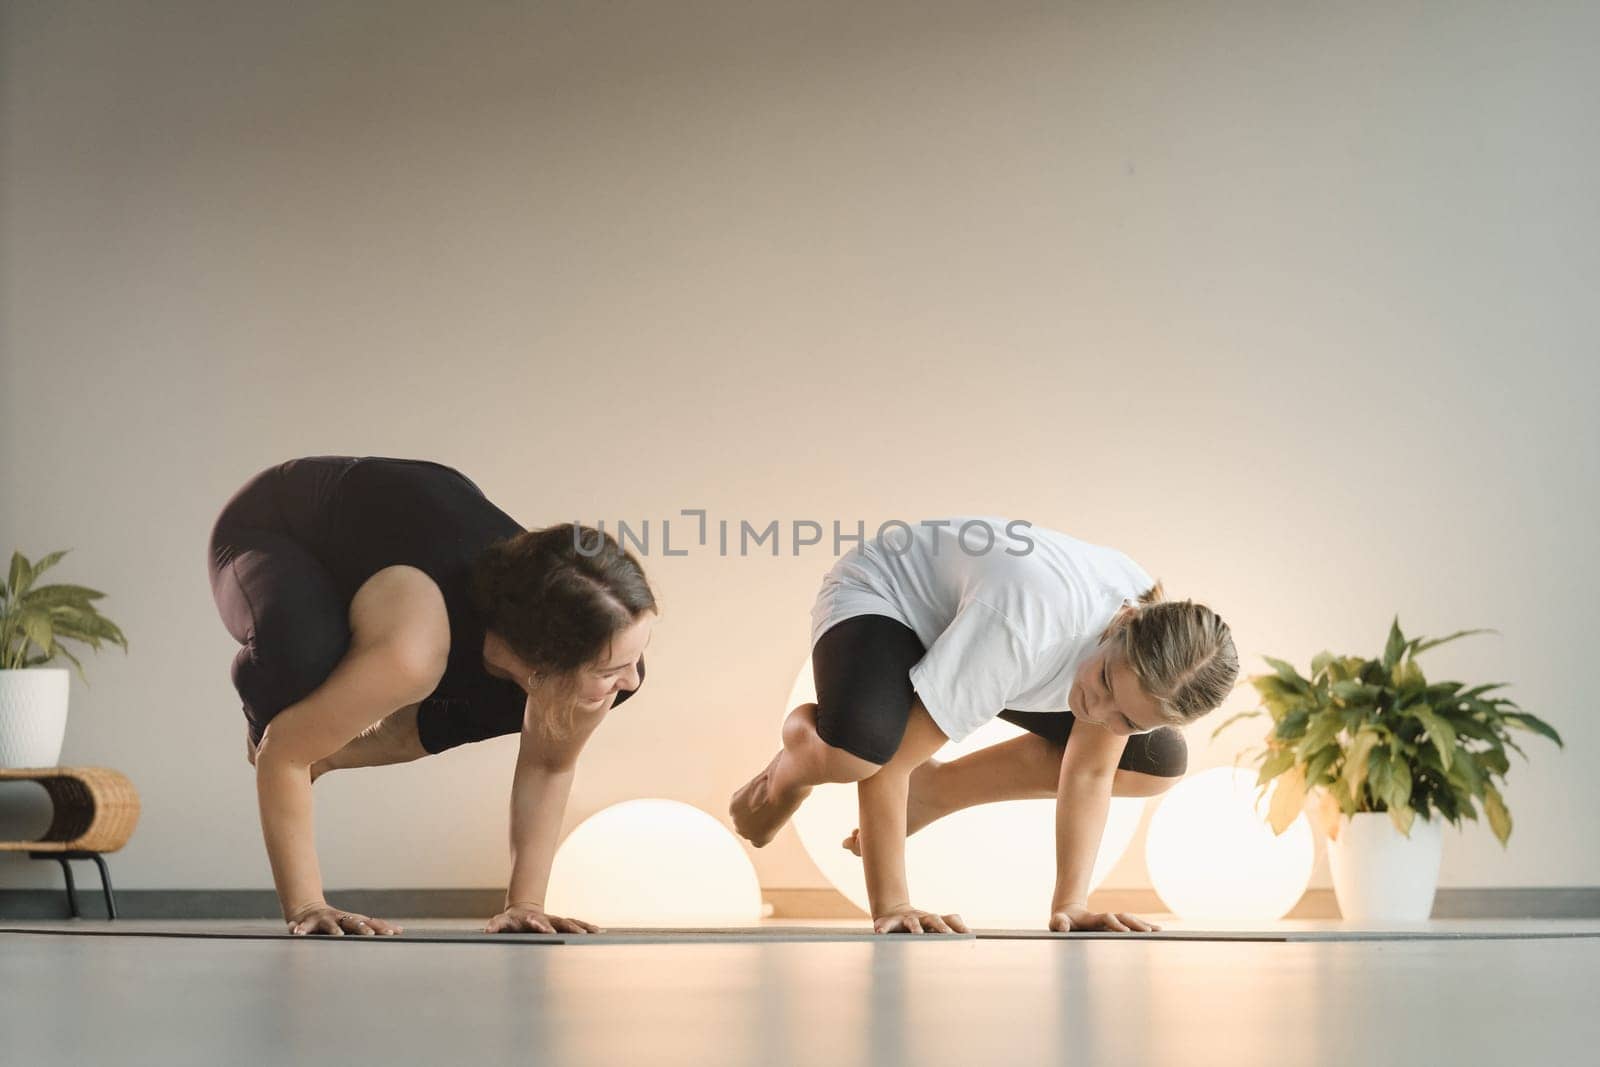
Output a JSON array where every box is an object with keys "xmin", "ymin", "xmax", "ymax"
[
  {"xmin": 1327, "ymin": 811, "xmax": 1443, "ymax": 922},
  {"xmin": 0, "ymin": 668, "xmax": 71, "ymax": 768}
]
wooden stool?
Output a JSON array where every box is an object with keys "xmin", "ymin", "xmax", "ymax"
[{"xmin": 0, "ymin": 767, "xmax": 140, "ymax": 919}]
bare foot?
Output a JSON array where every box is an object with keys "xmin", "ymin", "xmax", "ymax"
[
  {"xmin": 730, "ymin": 750, "xmax": 812, "ymax": 848},
  {"xmin": 842, "ymin": 758, "xmax": 944, "ymax": 856}
]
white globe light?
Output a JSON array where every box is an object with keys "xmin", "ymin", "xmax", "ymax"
[
  {"xmin": 546, "ymin": 799, "xmax": 764, "ymax": 926},
  {"xmin": 787, "ymin": 660, "xmax": 1146, "ymax": 926},
  {"xmin": 1144, "ymin": 766, "xmax": 1314, "ymax": 921}
]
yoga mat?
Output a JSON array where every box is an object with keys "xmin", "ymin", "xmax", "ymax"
[
  {"xmin": 6, "ymin": 921, "xmax": 1595, "ymax": 944},
  {"xmin": 977, "ymin": 927, "xmax": 1600, "ymax": 942},
  {"xmin": 0, "ymin": 923, "xmax": 932, "ymax": 945}
]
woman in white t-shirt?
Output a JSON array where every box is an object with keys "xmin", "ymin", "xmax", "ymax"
[{"xmin": 730, "ymin": 518, "xmax": 1238, "ymax": 935}]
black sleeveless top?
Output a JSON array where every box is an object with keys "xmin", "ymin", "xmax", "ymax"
[{"xmin": 272, "ymin": 456, "xmax": 644, "ymax": 754}]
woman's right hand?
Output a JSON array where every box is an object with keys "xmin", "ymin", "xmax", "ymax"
[
  {"xmin": 873, "ymin": 904, "xmax": 970, "ymax": 935},
  {"xmin": 286, "ymin": 901, "xmax": 403, "ymax": 937}
]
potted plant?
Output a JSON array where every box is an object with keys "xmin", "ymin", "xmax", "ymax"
[
  {"xmin": 0, "ymin": 550, "xmax": 128, "ymax": 768},
  {"xmin": 1213, "ymin": 619, "xmax": 1562, "ymax": 921}
]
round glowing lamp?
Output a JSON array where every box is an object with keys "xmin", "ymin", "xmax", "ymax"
[
  {"xmin": 1144, "ymin": 766, "xmax": 1314, "ymax": 921},
  {"xmin": 787, "ymin": 660, "xmax": 1146, "ymax": 926},
  {"xmin": 546, "ymin": 798, "xmax": 764, "ymax": 925}
]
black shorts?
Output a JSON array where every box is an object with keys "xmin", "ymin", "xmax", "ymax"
[
  {"xmin": 810, "ymin": 613, "xmax": 1187, "ymax": 775},
  {"xmin": 207, "ymin": 463, "xmax": 353, "ymax": 745}
]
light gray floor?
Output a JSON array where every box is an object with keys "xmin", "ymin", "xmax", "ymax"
[{"xmin": 4, "ymin": 920, "xmax": 1599, "ymax": 1066}]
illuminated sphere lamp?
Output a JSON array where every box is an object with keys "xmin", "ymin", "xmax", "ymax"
[
  {"xmin": 1144, "ymin": 766, "xmax": 1314, "ymax": 921},
  {"xmin": 546, "ymin": 798, "xmax": 764, "ymax": 926},
  {"xmin": 787, "ymin": 660, "xmax": 1146, "ymax": 926}
]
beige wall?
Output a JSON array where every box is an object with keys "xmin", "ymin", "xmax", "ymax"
[{"xmin": 2, "ymin": 0, "xmax": 1595, "ymax": 898}]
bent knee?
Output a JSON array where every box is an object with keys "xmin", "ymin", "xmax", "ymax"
[
  {"xmin": 1123, "ymin": 725, "xmax": 1188, "ymax": 780},
  {"xmin": 821, "ymin": 744, "xmax": 883, "ymax": 783},
  {"xmin": 789, "ymin": 703, "xmax": 885, "ymax": 782}
]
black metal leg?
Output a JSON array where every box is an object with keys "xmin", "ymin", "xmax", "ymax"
[
  {"xmin": 30, "ymin": 851, "xmax": 118, "ymax": 919},
  {"xmin": 56, "ymin": 856, "xmax": 81, "ymax": 918},
  {"xmin": 89, "ymin": 852, "xmax": 117, "ymax": 920}
]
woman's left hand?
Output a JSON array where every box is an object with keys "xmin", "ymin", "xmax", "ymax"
[
  {"xmin": 484, "ymin": 903, "xmax": 603, "ymax": 935},
  {"xmin": 1048, "ymin": 906, "xmax": 1161, "ymax": 933}
]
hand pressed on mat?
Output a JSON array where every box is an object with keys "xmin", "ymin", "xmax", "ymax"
[
  {"xmin": 1049, "ymin": 905, "xmax": 1161, "ymax": 933},
  {"xmin": 485, "ymin": 903, "xmax": 602, "ymax": 935},
  {"xmin": 873, "ymin": 903, "xmax": 970, "ymax": 935},
  {"xmin": 287, "ymin": 901, "xmax": 402, "ymax": 937}
]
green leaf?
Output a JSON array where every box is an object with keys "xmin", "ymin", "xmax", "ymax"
[
  {"xmin": 1330, "ymin": 679, "xmax": 1376, "ymax": 704},
  {"xmin": 1249, "ymin": 675, "xmax": 1303, "ymax": 718},
  {"xmin": 1389, "ymin": 803, "xmax": 1416, "ymax": 837},
  {"xmin": 1409, "ymin": 628, "xmax": 1497, "ymax": 657},
  {"xmin": 1257, "ymin": 748, "xmax": 1296, "ymax": 786},
  {"xmin": 22, "ymin": 584, "xmax": 106, "ymax": 609},
  {"xmin": 29, "ymin": 550, "xmax": 69, "ymax": 580},
  {"xmin": 1387, "ymin": 754, "xmax": 1413, "ymax": 812},
  {"xmin": 1329, "ymin": 656, "xmax": 1368, "ymax": 683},
  {"xmin": 1392, "ymin": 658, "xmax": 1426, "ymax": 692},
  {"xmin": 1367, "ymin": 751, "xmax": 1392, "ymax": 811},
  {"xmin": 1483, "ymin": 785, "xmax": 1512, "ymax": 845},
  {"xmin": 1305, "ymin": 744, "xmax": 1339, "ymax": 786},
  {"xmin": 1209, "ymin": 709, "xmax": 1264, "ymax": 742},
  {"xmin": 1262, "ymin": 656, "xmax": 1312, "ymax": 695},
  {"xmin": 1412, "ymin": 705, "xmax": 1457, "ymax": 772},
  {"xmin": 1475, "ymin": 747, "xmax": 1510, "ymax": 777},
  {"xmin": 7, "ymin": 552, "xmax": 31, "ymax": 600},
  {"xmin": 1343, "ymin": 728, "xmax": 1383, "ymax": 805},
  {"xmin": 1310, "ymin": 650, "xmax": 1336, "ymax": 680},
  {"xmin": 50, "ymin": 609, "xmax": 125, "ymax": 641},
  {"xmin": 1273, "ymin": 706, "xmax": 1312, "ymax": 741},
  {"xmin": 1422, "ymin": 682, "xmax": 1464, "ymax": 709},
  {"xmin": 1448, "ymin": 750, "xmax": 1486, "ymax": 799},
  {"xmin": 1295, "ymin": 711, "xmax": 1342, "ymax": 761},
  {"xmin": 20, "ymin": 611, "xmax": 55, "ymax": 657},
  {"xmin": 1501, "ymin": 712, "xmax": 1563, "ymax": 748},
  {"xmin": 1382, "ymin": 617, "xmax": 1406, "ymax": 671}
]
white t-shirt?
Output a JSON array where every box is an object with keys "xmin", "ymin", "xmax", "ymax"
[{"xmin": 809, "ymin": 518, "xmax": 1155, "ymax": 744}]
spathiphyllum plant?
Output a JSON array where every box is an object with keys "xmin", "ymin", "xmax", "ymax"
[
  {"xmin": 0, "ymin": 550, "xmax": 128, "ymax": 677},
  {"xmin": 1213, "ymin": 619, "xmax": 1562, "ymax": 845}
]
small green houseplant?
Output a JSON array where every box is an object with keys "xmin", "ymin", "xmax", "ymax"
[
  {"xmin": 0, "ymin": 550, "xmax": 127, "ymax": 767},
  {"xmin": 1213, "ymin": 619, "xmax": 1562, "ymax": 845},
  {"xmin": 1213, "ymin": 618, "xmax": 1562, "ymax": 920}
]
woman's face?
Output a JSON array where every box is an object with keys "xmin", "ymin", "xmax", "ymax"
[
  {"xmin": 572, "ymin": 611, "xmax": 654, "ymax": 703},
  {"xmin": 1068, "ymin": 613, "xmax": 1165, "ymax": 735},
  {"xmin": 482, "ymin": 612, "xmax": 655, "ymax": 705}
]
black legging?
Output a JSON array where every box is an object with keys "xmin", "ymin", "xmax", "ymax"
[
  {"xmin": 811, "ymin": 613, "xmax": 1188, "ymax": 775},
  {"xmin": 208, "ymin": 464, "xmax": 354, "ymax": 746}
]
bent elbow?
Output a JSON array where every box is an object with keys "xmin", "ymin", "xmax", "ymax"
[{"xmin": 254, "ymin": 724, "xmax": 316, "ymax": 773}]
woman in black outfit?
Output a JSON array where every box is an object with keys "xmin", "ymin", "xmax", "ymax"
[{"xmin": 208, "ymin": 456, "xmax": 655, "ymax": 936}]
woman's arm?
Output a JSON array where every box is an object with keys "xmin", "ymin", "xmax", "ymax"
[
  {"xmin": 256, "ymin": 641, "xmax": 441, "ymax": 921},
  {"xmin": 253, "ymin": 567, "xmax": 448, "ymax": 930},
  {"xmin": 858, "ymin": 767, "xmax": 914, "ymax": 918},
  {"xmin": 1050, "ymin": 766, "xmax": 1116, "ymax": 914},
  {"xmin": 309, "ymin": 703, "xmax": 427, "ymax": 781},
  {"xmin": 502, "ymin": 758, "xmax": 577, "ymax": 910},
  {"xmin": 857, "ymin": 700, "xmax": 970, "ymax": 934},
  {"xmin": 486, "ymin": 690, "xmax": 610, "ymax": 933},
  {"xmin": 1048, "ymin": 723, "xmax": 1160, "ymax": 933}
]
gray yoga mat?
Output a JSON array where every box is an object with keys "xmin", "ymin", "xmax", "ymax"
[
  {"xmin": 977, "ymin": 927, "xmax": 1600, "ymax": 942},
  {"xmin": 7, "ymin": 922, "xmax": 1596, "ymax": 944},
  {"xmin": 0, "ymin": 923, "xmax": 924, "ymax": 944}
]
